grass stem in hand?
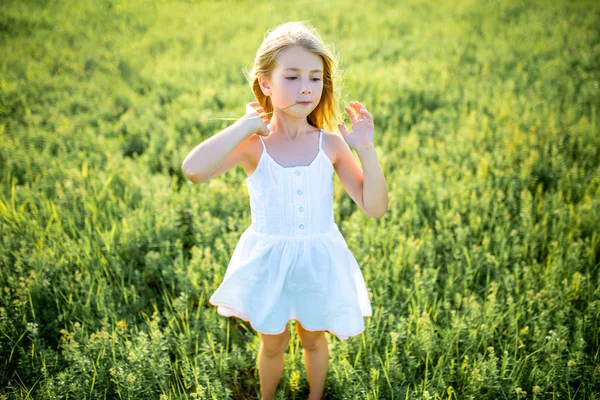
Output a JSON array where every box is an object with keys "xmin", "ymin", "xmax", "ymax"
[{"xmin": 208, "ymin": 102, "xmax": 299, "ymax": 120}]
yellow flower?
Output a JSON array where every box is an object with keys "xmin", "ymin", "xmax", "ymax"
[
  {"xmin": 116, "ymin": 319, "xmax": 127, "ymax": 331},
  {"xmin": 289, "ymin": 370, "xmax": 301, "ymax": 391}
]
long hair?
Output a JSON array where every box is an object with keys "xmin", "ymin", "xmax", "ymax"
[{"xmin": 243, "ymin": 21, "xmax": 344, "ymax": 134}]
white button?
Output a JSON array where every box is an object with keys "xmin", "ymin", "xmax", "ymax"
[
  {"xmin": 299, "ymin": 224, "xmax": 305, "ymax": 229},
  {"xmin": 298, "ymin": 207, "xmax": 304, "ymax": 212},
  {"xmin": 297, "ymin": 189, "xmax": 303, "ymax": 195},
  {"xmin": 295, "ymin": 170, "xmax": 301, "ymax": 176}
]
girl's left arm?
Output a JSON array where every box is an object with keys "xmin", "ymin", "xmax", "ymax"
[
  {"xmin": 337, "ymin": 101, "xmax": 389, "ymax": 218},
  {"xmin": 355, "ymin": 143, "xmax": 388, "ymax": 218}
]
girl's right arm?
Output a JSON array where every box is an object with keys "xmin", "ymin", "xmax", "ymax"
[{"xmin": 181, "ymin": 103, "xmax": 270, "ymax": 184}]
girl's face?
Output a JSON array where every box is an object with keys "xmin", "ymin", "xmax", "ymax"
[{"xmin": 261, "ymin": 46, "xmax": 324, "ymax": 118}]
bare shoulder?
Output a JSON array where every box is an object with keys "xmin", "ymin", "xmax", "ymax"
[
  {"xmin": 205, "ymin": 133, "xmax": 262, "ymax": 181},
  {"xmin": 243, "ymin": 133, "xmax": 265, "ymax": 176},
  {"xmin": 321, "ymin": 129, "xmax": 346, "ymax": 165}
]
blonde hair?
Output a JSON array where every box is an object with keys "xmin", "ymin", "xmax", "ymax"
[{"xmin": 243, "ymin": 21, "xmax": 344, "ymax": 134}]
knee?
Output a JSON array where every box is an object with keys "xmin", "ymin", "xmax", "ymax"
[
  {"xmin": 296, "ymin": 324, "xmax": 326, "ymax": 351},
  {"xmin": 301, "ymin": 332, "xmax": 326, "ymax": 351},
  {"xmin": 260, "ymin": 327, "xmax": 290, "ymax": 357}
]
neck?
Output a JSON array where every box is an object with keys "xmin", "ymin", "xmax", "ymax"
[{"xmin": 267, "ymin": 113, "xmax": 314, "ymax": 140}]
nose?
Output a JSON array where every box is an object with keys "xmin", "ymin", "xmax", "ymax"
[{"xmin": 301, "ymin": 78, "xmax": 312, "ymax": 94}]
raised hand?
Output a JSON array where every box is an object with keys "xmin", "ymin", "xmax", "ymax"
[
  {"xmin": 338, "ymin": 101, "xmax": 374, "ymax": 150},
  {"xmin": 245, "ymin": 101, "xmax": 271, "ymax": 137}
]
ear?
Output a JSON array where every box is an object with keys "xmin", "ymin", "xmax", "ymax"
[{"xmin": 259, "ymin": 76, "xmax": 271, "ymax": 96}]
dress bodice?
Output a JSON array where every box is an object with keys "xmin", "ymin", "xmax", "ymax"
[{"xmin": 245, "ymin": 129, "xmax": 336, "ymax": 237}]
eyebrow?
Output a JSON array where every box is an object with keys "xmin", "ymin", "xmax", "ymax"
[{"xmin": 283, "ymin": 68, "xmax": 323, "ymax": 73}]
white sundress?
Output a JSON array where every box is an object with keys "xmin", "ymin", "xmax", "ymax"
[{"xmin": 208, "ymin": 128, "xmax": 373, "ymax": 340}]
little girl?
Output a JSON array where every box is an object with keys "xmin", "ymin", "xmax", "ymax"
[{"xmin": 182, "ymin": 21, "xmax": 388, "ymax": 400}]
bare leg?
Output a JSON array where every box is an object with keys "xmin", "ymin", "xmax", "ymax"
[
  {"xmin": 296, "ymin": 322, "xmax": 328, "ymax": 400},
  {"xmin": 258, "ymin": 326, "xmax": 290, "ymax": 400}
]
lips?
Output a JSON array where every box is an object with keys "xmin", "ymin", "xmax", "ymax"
[{"xmin": 298, "ymin": 101, "xmax": 311, "ymax": 105}]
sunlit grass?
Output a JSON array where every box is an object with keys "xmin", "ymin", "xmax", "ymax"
[{"xmin": 1, "ymin": 0, "xmax": 599, "ymax": 398}]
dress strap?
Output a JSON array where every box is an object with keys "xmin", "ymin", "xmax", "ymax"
[
  {"xmin": 258, "ymin": 135, "xmax": 266, "ymax": 150},
  {"xmin": 318, "ymin": 128, "xmax": 323, "ymax": 150}
]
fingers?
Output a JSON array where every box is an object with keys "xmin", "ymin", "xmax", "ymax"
[
  {"xmin": 258, "ymin": 110, "xmax": 270, "ymax": 124},
  {"xmin": 251, "ymin": 103, "xmax": 270, "ymax": 125},
  {"xmin": 257, "ymin": 106, "xmax": 270, "ymax": 124},
  {"xmin": 344, "ymin": 106, "xmax": 358, "ymax": 124},
  {"xmin": 360, "ymin": 109, "xmax": 372, "ymax": 121},
  {"xmin": 338, "ymin": 122, "xmax": 349, "ymax": 138},
  {"xmin": 350, "ymin": 101, "xmax": 367, "ymax": 114},
  {"xmin": 349, "ymin": 101, "xmax": 372, "ymax": 122},
  {"xmin": 257, "ymin": 112, "xmax": 270, "ymax": 124}
]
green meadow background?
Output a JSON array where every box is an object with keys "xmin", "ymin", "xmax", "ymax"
[{"xmin": 1, "ymin": 0, "xmax": 599, "ymax": 398}]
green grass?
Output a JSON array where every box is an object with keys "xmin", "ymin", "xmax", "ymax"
[{"xmin": 1, "ymin": 0, "xmax": 599, "ymax": 398}]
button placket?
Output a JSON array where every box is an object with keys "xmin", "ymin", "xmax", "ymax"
[{"xmin": 294, "ymin": 169, "xmax": 306, "ymax": 231}]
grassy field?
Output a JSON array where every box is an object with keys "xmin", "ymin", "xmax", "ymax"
[{"xmin": 1, "ymin": 0, "xmax": 599, "ymax": 398}]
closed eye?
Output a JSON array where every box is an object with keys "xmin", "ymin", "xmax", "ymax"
[{"xmin": 286, "ymin": 77, "xmax": 321, "ymax": 81}]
